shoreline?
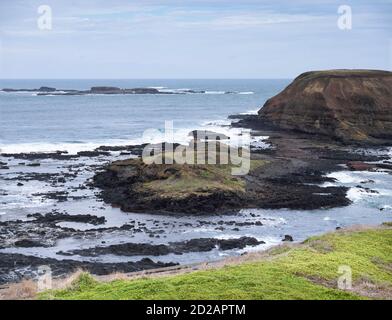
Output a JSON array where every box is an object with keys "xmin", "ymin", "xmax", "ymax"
[
  {"xmin": 2, "ymin": 224, "xmax": 391, "ymax": 300},
  {"xmin": 1, "ymin": 112, "xmax": 392, "ymax": 286}
]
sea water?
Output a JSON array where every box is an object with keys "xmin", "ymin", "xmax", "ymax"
[{"xmin": 0, "ymin": 79, "xmax": 288, "ymax": 153}]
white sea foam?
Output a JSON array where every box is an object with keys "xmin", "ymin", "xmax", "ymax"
[
  {"xmin": 204, "ymin": 91, "xmax": 226, "ymax": 94},
  {"xmin": 0, "ymin": 123, "xmax": 250, "ymax": 154},
  {"xmin": 239, "ymin": 109, "xmax": 259, "ymax": 115},
  {"xmin": 326, "ymin": 171, "xmax": 364, "ymax": 184},
  {"xmin": 148, "ymin": 86, "xmax": 167, "ymax": 90},
  {"xmin": 200, "ymin": 119, "xmax": 232, "ymax": 126},
  {"xmin": 238, "ymin": 91, "xmax": 254, "ymax": 95},
  {"xmin": 376, "ymin": 188, "xmax": 392, "ymax": 197},
  {"xmin": 182, "ymin": 227, "xmax": 216, "ymax": 234},
  {"xmin": 237, "ymin": 236, "xmax": 281, "ymax": 253},
  {"xmin": 346, "ymin": 187, "xmax": 381, "ymax": 202},
  {"xmin": 0, "ymin": 140, "xmax": 139, "ymax": 155},
  {"xmin": 251, "ymin": 136, "xmax": 270, "ymax": 149}
]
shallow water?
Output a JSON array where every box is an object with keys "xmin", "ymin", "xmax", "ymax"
[{"xmin": 1, "ymin": 149, "xmax": 391, "ymax": 266}]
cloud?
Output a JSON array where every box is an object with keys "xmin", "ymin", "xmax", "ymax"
[
  {"xmin": 176, "ymin": 12, "xmax": 323, "ymax": 29},
  {"xmin": 0, "ymin": 0, "xmax": 391, "ymax": 78}
]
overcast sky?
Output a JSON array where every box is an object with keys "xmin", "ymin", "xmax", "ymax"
[{"xmin": 0, "ymin": 0, "xmax": 391, "ymax": 78}]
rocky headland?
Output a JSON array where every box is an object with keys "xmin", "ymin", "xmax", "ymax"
[{"xmin": 257, "ymin": 70, "xmax": 392, "ymax": 145}]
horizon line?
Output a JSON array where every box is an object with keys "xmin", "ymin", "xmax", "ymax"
[{"xmin": 0, "ymin": 77, "xmax": 293, "ymax": 80}]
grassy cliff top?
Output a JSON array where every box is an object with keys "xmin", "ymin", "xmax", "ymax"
[
  {"xmin": 294, "ymin": 69, "xmax": 392, "ymax": 82},
  {"xmin": 40, "ymin": 224, "xmax": 392, "ymax": 300}
]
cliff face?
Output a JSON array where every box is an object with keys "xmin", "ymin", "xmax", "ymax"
[{"xmin": 258, "ymin": 70, "xmax": 392, "ymax": 144}]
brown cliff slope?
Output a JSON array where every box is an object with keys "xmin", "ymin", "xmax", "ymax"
[{"xmin": 258, "ymin": 70, "xmax": 392, "ymax": 144}]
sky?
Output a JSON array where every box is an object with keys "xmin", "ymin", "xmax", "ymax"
[{"xmin": 0, "ymin": 0, "xmax": 391, "ymax": 79}]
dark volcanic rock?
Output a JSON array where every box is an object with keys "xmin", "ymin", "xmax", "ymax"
[
  {"xmin": 93, "ymin": 158, "xmax": 248, "ymax": 214},
  {"xmin": 90, "ymin": 86, "xmax": 121, "ymax": 93},
  {"xmin": 0, "ymin": 253, "xmax": 177, "ymax": 284},
  {"xmin": 77, "ymin": 150, "xmax": 111, "ymax": 157},
  {"xmin": 26, "ymin": 163, "xmax": 40, "ymax": 167},
  {"xmin": 58, "ymin": 237, "xmax": 264, "ymax": 257},
  {"xmin": 29, "ymin": 212, "xmax": 106, "ymax": 225},
  {"xmin": 124, "ymin": 88, "xmax": 160, "ymax": 94},
  {"xmin": 258, "ymin": 70, "xmax": 392, "ymax": 144},
  {"xmin": 2, "ymin": 87, "xmax": 56, "ymax": 92},
  {"xmin": 92, "ymin": 146, "xmax": 356, "ymax": 214},
  {"xmin": 4, "ymin": 86, "xmax": 171, "ymax": 96},
  {"xmin": 32, "ymin": 191, "xmax": 69, "ymax": 202},
  {"xmin": 282, "ymin": 235, "xmax": 294, "ymax": 242},
  {"xmin": 38, "ymin": 86, "xmax": 56, "ymax": 92},
  {"xmin": 0, "ymin": 216, "xmax": 139, "ymax": 250},
  {"xmin": 347, "ymin": 161, "xmax": 374, "ymax": 171},
  {"xmin": 14, "ymin": 239, "xmax": 46, "ymax": 248},
  {"xmin": 1, "ymin": 151, "xmax": 77, "ymax": 160},
  {"xmin": 376, "ymin": 163, "xmax": 392, "ymax": 171}
]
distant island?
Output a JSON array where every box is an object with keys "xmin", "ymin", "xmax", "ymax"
[{"xmin": 1, "ymin": 86, "xmax": 237, "ymax": 95}]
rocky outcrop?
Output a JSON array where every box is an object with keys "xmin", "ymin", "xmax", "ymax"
[
  {"xmin": 258, "ymin": 70, "xmax": 392, "ymax": 144},
  {"xmin": 93, "ymin": 158, "xmax": 248, "ymax": 214},
  {"xmin": 57, "ymin": 237, "xmax": 263, "ymax": 257},
  {"xmin": 0, "ymin": 253, "xmax": 177, "ymax": 284},
  {"xmin": 2, "ymin": 86, "xmax": 167, "ymax": 95},
  {"xmin": 92, "ymin": 150, "xmax": 356, "ymax": 214},
  {"xmin": 2, "ymin": 86, "xmax": 55, "ymax": 92}
]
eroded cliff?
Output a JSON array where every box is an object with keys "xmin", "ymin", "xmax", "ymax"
[{"xmin": 258, "ymin": 70, "xmax": 392, "ymax": 144}]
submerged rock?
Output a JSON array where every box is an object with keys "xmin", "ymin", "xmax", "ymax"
[{"xmin": 258, "ymin": 70, "xmax": 392, "ymax": 144}]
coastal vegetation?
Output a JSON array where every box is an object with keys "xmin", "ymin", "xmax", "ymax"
[{"xmin": 40, "ymin": 225, "xmax": 392, "ymax": 300}]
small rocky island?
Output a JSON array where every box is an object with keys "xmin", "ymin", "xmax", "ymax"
[
  {"xmin": 93, "ymin": 70, "xmax": 392, "ymax": 215},
  {"xmin": 2, "ymin": 86, "xmax": 176, "ymax": 95}
]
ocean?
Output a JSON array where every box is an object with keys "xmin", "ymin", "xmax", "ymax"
[{"xmin": 0, "ymin": 79, "xmax": 289, "ymax": 153}]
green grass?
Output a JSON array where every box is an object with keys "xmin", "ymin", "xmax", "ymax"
[
  {"xmin": 141, "ymin": 163, "xmax": 246, "ymax": 197},
  {"xmin": 110, "ymin": 151, "xmax": 268, "ymax": 199},
  {"xmin": 139, "ymin": 159, "xmax": 268, "ymax": 198},
  {"xmin": 40, "ymin": 226, "xmax": 392, "ymax": 300}
]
